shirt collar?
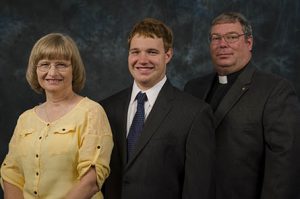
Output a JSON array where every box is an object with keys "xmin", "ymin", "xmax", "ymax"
[
  {"xmin": 216, "ymin": 66, "xmax": 246, "ymax": 85},
  {"xmin": 218, "ymin": 75, "xmax": 228, "ymax": 84},
  {"xmin": 130, "ymin": 76, "xmax": 167, "ymax": 107}
]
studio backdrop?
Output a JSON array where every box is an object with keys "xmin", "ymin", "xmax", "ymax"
[{"xmin": 0, "ymin": 0, "xmax": 299, "ymax": 196}]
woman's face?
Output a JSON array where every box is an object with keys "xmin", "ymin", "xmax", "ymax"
[{"xmin": 36, "ymin": 59, "xmax": 73, "ymax": 95}]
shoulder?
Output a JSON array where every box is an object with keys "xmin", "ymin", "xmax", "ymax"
[
  {"xmin": 174, "ymin": 86, "xmax": 204, "ymax": 102},
  {"xmin": 253, "ymin": 69, "xmax": 296, "ymax": 92},
  {"xmin": 18, "ymin": 107, "xmax": 36, "ymax": 121},
  {"xmin": 185, "ymin": 73, "xmax": 214, "ymax": 88},
  {"xmin": 100, "ymin": 88, "xmax": 131, "ymax": 107},
  {"xmin": 184, "ymin": 73, "xmax": 214, "ymax": 98},
  {"xmin": 168, "ymin": 86, "xmax": 215, "ymax": 127},
  {"xmin": 169, "ymin": 84, "xmax": 212, "ymax": 113},
  {"xmin": 242, "ymin": 69, "xmax": 300, "ymax": 109},
  {"xmin": 79, "ymin": 97, "xmax": 100, "ymax": 108},
  {"xmin": 182, "ymin": 73, "xmax": 213, "ymax": 100},
  {"xmin": 13, "ymin": 108, "xmax": 38, "ymax": 131},
  {"xmin": 76, "ymin": 97, "xmax": 107, "ymax": 116}
]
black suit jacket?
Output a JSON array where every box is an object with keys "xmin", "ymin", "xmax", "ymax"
[
  {"xmin": 101, "ymin": 80, "xmax": 215, "ymax": 199},
  {"xmin": 185, "ymin": 63, "xmax": 300, "ymax": 199}
]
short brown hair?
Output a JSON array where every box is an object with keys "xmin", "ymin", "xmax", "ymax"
[
  {"xmin": 127, "ymin": 18, "xmax": 173, "ymax": 52},
  {"xmin": 26, "ymin": 33, "xmax": 86, "ymax": 94},
  {"xmin": 211, "ymin": 12, "xmax": 252, "ymax": 38}
]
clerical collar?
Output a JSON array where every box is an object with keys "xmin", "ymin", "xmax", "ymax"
[
  {"xmin": 218, "ymin": 76, "xmax": 228, "ymax": 84},
  {"xmin": 217, "ymin": 67, "xmax": 246, "ymax": 85}
]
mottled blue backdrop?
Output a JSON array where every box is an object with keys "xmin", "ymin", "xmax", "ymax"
[{"xmin": 0, "ymin": 0, "xmax": 299, "ymax": 196}]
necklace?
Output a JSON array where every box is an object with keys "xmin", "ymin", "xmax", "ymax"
[
  {"xmin": 43, "ymin": 93, "xmax": 79, "ymax": 123},
  {"xmin": 44, "ymin": 104, "xmax": 50, "ymax": 123}
]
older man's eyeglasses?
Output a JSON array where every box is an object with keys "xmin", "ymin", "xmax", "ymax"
[
  {"xmin": 36, "ymin": 61, "xmax": 71, "ymax": 72},
  {"xmin": 209, "ymin": 33, "xmax": 246, "ymax": 44}
]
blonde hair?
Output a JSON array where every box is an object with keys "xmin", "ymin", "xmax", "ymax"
[{"xmin": 26, "ymin": 33, "xmax": 86, "ymax": 93}]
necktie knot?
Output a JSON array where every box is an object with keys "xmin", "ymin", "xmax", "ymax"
[{"xmin": 136, "ymin": 92, "xmax": 147, "ymax": 105}]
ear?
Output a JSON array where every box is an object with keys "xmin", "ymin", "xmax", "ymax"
[
  {"xmin": 246, "ymin": 36, "xmax": 253, "ymax": 51},
  {"xmin": 165, "ymin": 48, "xmax": 173, "ymax": 64}
]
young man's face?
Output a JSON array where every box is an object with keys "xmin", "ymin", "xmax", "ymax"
[
  {"xmin": 128, "ymin": 34, "xmax": 172, "ymax": 90},
  {"xmin": 209, "ymin": 22, "xmax": 253, "ymax": 75}
]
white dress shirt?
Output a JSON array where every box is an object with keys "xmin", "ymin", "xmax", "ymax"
[{"xmin": 126, "ymin": 76, "xmax": 167, "ymax": 136}]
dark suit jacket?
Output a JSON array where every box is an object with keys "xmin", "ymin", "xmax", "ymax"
[
  {"xmin": 185, "ymin": 63, "xmax": 300, "ymax": 199},
  {"xmin": 100, "ymin": 80, "xmax": 215, "ymax": 199}
]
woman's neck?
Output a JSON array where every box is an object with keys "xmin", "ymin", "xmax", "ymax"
[
  {"xmin": 45, "ymin": 90, "xmax": 77, "ymax": 106},
  {"xmin": 42, "ymin": 91, "xmax": 82, "ymax": 122}
]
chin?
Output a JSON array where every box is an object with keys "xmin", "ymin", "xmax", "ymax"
[
  {"xmin": 215, "ymin": 66, "xmax": 232, "ymax": 74},
  {"xmin": 137, "ymin": 79, "xmax": 150, "ymax": 86},
  {"xmin": 216, "ymin": 62, "xmax": 234, "ymax": 70}
]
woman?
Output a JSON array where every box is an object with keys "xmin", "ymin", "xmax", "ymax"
[{"xmin": 0, "ymin": 33, "xmax": 113, "ymax": 199}]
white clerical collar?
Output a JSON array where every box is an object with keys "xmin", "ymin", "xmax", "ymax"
[{"xmin": 218, "ymin": 75, "xmax": 228, "ymax": 84}]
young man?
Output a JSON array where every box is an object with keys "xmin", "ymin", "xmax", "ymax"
[
  {"xmin": 185, "ymin": 12, "xmax": 300, "ymax": 199},
  {"xmin": 101, "ymin": 18, "xmax": 215, "ymax": 199}
]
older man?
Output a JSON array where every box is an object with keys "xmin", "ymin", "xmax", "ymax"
[{"xmin": 185, "ymin": 12, "xmax": 300, "ymax": 199}]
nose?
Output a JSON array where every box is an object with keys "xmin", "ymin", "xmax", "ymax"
[
  {"xmin": 218, "ymin": 37, "xmax": 229, "ymax": 47},
  {"xmin": 138, "ymin": 52, "xmax": 149, "ymax": 64},
  {"xmin": 47, "ymin": 65, "xmax": 59, "ymax": 74}
]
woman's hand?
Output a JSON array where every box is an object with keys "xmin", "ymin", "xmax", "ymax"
[
  {"xmin": 3, "ymin": 180, "xmax": 24, "ymax": 199},
  {"xmin": 65, "ymin": 167, "xmax": 99, "ymax": 199}
]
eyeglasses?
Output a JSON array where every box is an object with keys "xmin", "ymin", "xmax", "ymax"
[
  {"xmin": 209, "ymin": 33, "xmax": 246, "ymax": 44},
  {"xmin": 36, "ymin": 61, "xmax": 71, "ymax": 72}
]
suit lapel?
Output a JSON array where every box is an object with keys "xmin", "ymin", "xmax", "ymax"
[
  {"xmin": 125, "ymin": 81, "xmax": 174, "ymax": 169},
  {"xmin": 203, "ymin": 74, "xmax": 216, "ymax": 99},
  {"xmin": 215, "ymin": 64, "xmax": 256, "ymax": 127},
  {"xmin": 114, "ymin": 88, "xmax": 132, "ymax": 168},
  {"xmin": 188, "ymin": 73, "xmax": 215, "ymax": 100}
]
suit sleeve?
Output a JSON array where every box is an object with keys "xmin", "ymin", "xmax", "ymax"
[
  {"xmin": 261, "ymin": 79, "xmax": 300, "ymax": 199},
  {"xmin": 182, "ymin": 103, "xmax": 216, "ymax": 199}
]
